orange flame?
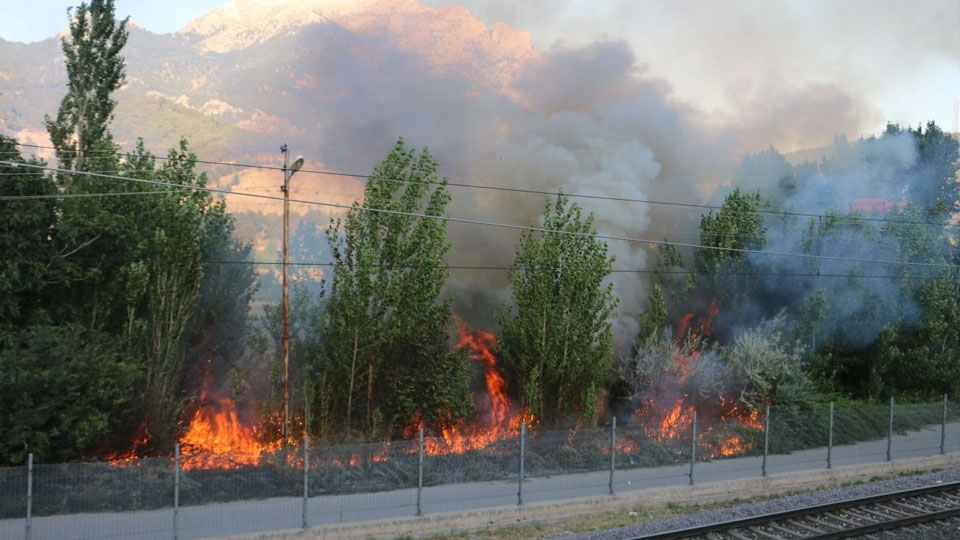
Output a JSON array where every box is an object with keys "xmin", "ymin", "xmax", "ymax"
[
  {"xmin": 105, "ymin": 423, "xmax": 150, "ymax": 464},
  {"xmin": 416, "ymin": 318, "xmax": 533, "ymax": 455},
  {"xmin": 657, "ymin": 398, "xmax": 694, "ymax": 440},
  {"xmin": 178, "ymin": 391, "xmax": 280, "ymax": 470},
  {"xmin": 638, "ymin": 299, "xmax": 765, "ymax": 458}
]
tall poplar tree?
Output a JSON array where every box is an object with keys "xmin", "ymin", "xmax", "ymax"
[
  {"xmin": 316, "ymin": 138, "xmax": 471, "ymax": 439},
  {"xmin": 28, "ymin": 0, "xmax": 255, "ymax": 452},
  {"xmin": 45, "ymin": 0, "xmax": 128, "ymax": 173},
  {"xmin": 497, "ymin": 193, "xmax": 617, "ymax": 426}
]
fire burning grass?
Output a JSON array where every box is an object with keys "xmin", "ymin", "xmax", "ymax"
[
  {"xmin": 108, "ymin": 310, "xmax": 765, "ymax": 472},
  {"xmin": 178, "ymin": 390, "xmax": 281, "ymax": 470},
  {"xmin": 631, "ymin": 299, "xmax": 769, "ymax": 459}
]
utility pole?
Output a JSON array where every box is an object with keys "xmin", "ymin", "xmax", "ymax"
[{"xmin": 280, "ymin": 144, "xmax": 303, "ymax": 451}]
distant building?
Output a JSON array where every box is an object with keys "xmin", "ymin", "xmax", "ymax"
[{"xmin": 851, "ymin": 198, "xmax": 907, "ymax": 214}]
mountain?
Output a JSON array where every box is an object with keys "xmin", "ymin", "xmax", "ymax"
[{"xmin": 0, "ymin": 0, "xmax": 541, "ymax": 214}]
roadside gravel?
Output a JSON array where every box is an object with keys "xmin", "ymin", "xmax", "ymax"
[{"xmin": 560, "ymin": 467, "xmax": 960, "ymax": 540}]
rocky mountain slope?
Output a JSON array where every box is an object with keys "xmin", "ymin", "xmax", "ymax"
[{"xmin": 0, "ymin": 0, "xmax": 541, "ymax": 213}]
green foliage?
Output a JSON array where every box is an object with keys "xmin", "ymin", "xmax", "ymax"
[
  {"xmin": 690, "ymin": 187, "xmax": 767, "ymax": 325},
  {"xmin": 0, "ymin": 138, "xmax": 59, "ymax": 325},
  {"xmin": 497, "ymin": 193, "xmax": 618, "ymax": 426},
  {"xmin": 0, "ymin": 0, "xmax": 254, "ymax": 460},
  {"xmin": 720, "ymin": 313, "xmax": 815, "ymax": 410},
  {"xmin": 885, "ymin": 122, "xmax": 960, "ymax": 213},
  {"xmin": 639, "ymin": 284, "xmax": 668, "ymax": 341},
  {"xmin": 0, "ymin": 324, "xmax": 136, "ymax": 465},
  {"xmin": 315, "ymin": 137, "xmax": 471, "ymax": 439},
  {"xmin": 695, "ymin": 187, "xmax": 766, "ymax": 276},
  {"xmin": 44, "ymin": 0, "xmax": 129, "ymax": 172}
]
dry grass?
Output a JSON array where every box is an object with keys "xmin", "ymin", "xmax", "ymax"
[{"xmin": 415, "ymin": 501, "xmax": 717, "ymax": 540}]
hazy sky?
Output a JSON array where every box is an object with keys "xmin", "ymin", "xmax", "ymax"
[
  {"xmin": 0, "ymin": 0, "xmax": 230, "ymax": 41},
  {"xmin": 3, "ymin": 0, "xmax": 957, "ymax": 133}
]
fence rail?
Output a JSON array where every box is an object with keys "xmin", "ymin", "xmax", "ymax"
[{"xmin": 2, "ymin": 396, "xmax": 959, "ymax": 540}]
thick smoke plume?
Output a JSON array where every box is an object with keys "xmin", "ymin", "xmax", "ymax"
[{"xmin": 274, "ymin": 15, "xmax": 881, "ymax": 350}]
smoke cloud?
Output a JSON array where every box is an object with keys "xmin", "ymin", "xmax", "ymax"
[
  {"xmin": 265, "ymin": 11, "xmax": 898, "ymax": 351},
  {"xmin": 426, "ymin": 0, "xmax": 957, "ymax": 144}
]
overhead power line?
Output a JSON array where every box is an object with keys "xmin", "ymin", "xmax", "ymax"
[
  {"xmin": 0, "ymin": 190, "xmax": 171, "ymax": 201},
  {"xmin": 1, "ymin": 256, "xmax": 945, "ymax": 282},
  {"xmin": 2, "ymin": 160, "xmax": 958, "ymax": 273},
  {"xmin": 9, "ymin": 142, "xmax": 951, "ymax": 228}
]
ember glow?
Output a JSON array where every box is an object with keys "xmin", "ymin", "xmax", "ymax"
[{"xmin": 104, "ymin": 423, "xmax": 150, "ymax": 464}]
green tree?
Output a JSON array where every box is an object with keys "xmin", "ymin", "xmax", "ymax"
[
  {"xmin": 316, "ymin": 138, "xmax": 471, "ymax": 438},
  {"xmin": 0, "ymin": 324, "xmax": 136, "ymax": 465},
  {"xmin": 884, "ymin": 122, "xmax": 959, "ymax": 214},
  {"xmin": 45, "ymin": 0, "xmax": 128, "ymax": 172},
  {"xmin": 497, "ymin": 193, "xmax": 617, "ymax": 425},
  {"xmin": 125, "ymin": 142, "xmax": 236, "ymax": 448},
  {"xmin": 0, "ymin": 138, "xmax": 59, "ymax": 325},
  {"xmin": 639, "ymin": 284, "xmax": 668, "ymax": 341},
  {"xmin": 0, "ymin": 1, "xmax": 254, "ymax": 461},
  {"xmin": 721, "ymin": 313, "xmax": 814, "ymax": 409},
  {"xmin": 695, "ymin": 187, "xmax": 766, "ymax": 276}
]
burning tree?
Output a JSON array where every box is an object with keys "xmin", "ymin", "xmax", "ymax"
[{"xmin": 497, "ymin": 193, "xmax": 617, "ymax": 426}]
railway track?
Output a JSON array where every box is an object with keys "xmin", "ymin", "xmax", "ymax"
[{"xmin": 628, "ymin": 481, "xmax": 960, "ymax": 539}]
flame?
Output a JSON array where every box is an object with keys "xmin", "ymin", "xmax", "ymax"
[
  {"xmin": 416, "ymin": 318, "xmax": 533, "ymax": 455},
  {"xmin": 332, "ymin": 454, "xmax": 359, "ymax": 467},
  {"xmin": 109, "ymin": 319, "xmax": 535, "ymax": 470},
  {"xmin": 104, "ymin": 303, "xmax": 763, "ymax": 469},
  {"xmin": 637, "ymin": 299, "xmax": 765, "ymax": 458},
  {"xmin": 657, "ymin": 398, "xmax": 694, "ymax": 440},
  {"xmin": 178, "ymin": 390, "xmax": 280, "ymax": 470},
  {"xmin": 673, "ymin": 298, "xmax": 719, "ymax": 382},
  {"xmin": 105, "ymin": 423, "xmax": 150, "ymax": 464},
  {"xmin": 615, "ymin": 438, "xmax": 641, "ymax": 454},
  {"xmin": 716, "ymin": 435, "xmax": 750, "ymax": 456}
]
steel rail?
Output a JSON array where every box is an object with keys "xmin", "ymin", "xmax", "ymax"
[{"xmin": 627, "ymin": 480, "xmax": 960, "ymax": 539}]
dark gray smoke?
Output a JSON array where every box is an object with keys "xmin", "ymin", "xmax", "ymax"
[{"xmin": 271, "ymin": 23, "xmax": 880, "ymax": 351}]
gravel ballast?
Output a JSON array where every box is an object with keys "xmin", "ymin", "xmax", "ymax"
[{"xmin": 561, "ymin": 467, "xmax": 960, "ymax": 540}]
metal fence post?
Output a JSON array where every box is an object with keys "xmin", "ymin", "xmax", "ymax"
[
  {"xmin": 518, "ymin": 423, "xmax": 525, "ymax": 506},
  {"xmin": 688, "ymin": 411, "xmax": 697, "ymax": 486},
  {"xmin": 174, "ymin": 443, "xmax": 180, "ymax": 540},
  {"xmin": 416, "ymin": 427, "xmax": 424, "ymax": 516},
  {"xmin": 762, "ymin": 404, "xmax": 770, "ymax": 477},
  {"xmin": 887, "ymin": 396, "xmax": 894, "ymax": 462},
  {"xmin": 302, "ymin": 434, "xmax": 309, "ymax": 529},
  {"xmin": 827, "ymin": 402, "xmax": 834, "ymax": 469},
  {"xmin": 25, "ymin": 453, "xmax": 32, "ymax": 540},
  {"xmin": 941, "ymin": 394, "xmax": 948, "ymax": 455},
  {"xmin": 609, "ymin": 417, "xmax": 616, "ymax": 495}
]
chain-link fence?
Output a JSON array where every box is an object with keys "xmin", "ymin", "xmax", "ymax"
[{"xmin": 2, "ymin": 397, "xmax": 958, "ymax": 540}]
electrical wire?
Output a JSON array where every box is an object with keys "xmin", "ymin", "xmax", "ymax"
[
  {"xmin": 9, "ymin": 257, "xmax": 946, "ymax": 280},
  {"xmin": 0, "ymin": 190, "xmax": 171, "ymax": 201},
  {"xmin": 2, "ymin": 160, "xmax": 958, "ymax": 274},
  {"xmin": 23, "ymin": 161, "xmax": 960, "ymax": 270},
  {"xmin": 10, "ymin": 142, "xmax": 953, "ymax": 228}
]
